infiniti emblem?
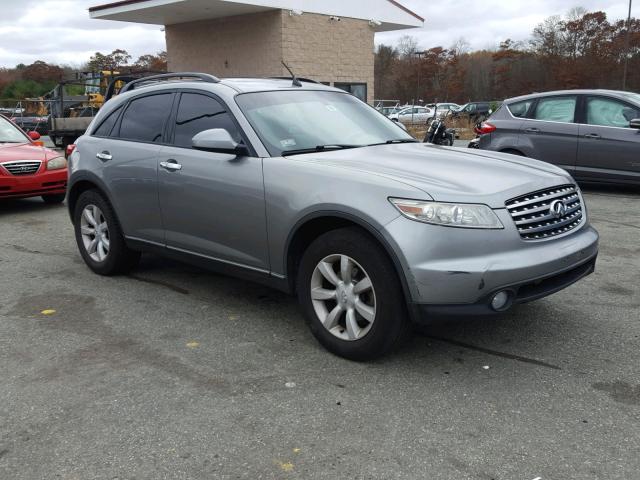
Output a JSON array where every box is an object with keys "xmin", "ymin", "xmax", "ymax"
[{"xmin": 549, "ymin": 199, "xmax": 567, "ymax": 218}]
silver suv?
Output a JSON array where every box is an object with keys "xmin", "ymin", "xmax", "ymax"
[{"xmin": 68, "ymin": 73, "xmax": 599, "ymax": 360}]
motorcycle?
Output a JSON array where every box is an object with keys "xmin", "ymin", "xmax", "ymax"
[{"xmin": 423, "ymin": 106, "xmax": 455, "ymax": 146}]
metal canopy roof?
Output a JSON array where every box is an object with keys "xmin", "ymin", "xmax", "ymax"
[{"xmin": 89, "ymin": 0, "xmax": 424, "ymax": 32}]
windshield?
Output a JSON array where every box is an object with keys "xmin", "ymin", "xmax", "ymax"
[
  {"xmin": 0, "ymin": 116, "xmax": 29, "ymax": 143},
  {"xmin": 236, "ymin": 90, "xmax": 413, "ymax": 156}
]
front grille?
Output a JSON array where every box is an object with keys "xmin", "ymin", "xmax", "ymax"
[
  {"xmin": 1, "ymin": 160, "xmax": 42, "ymax": 176},
  {"xmin": 506, "ymin": 185, "xmax": 584, "ymax": 240}
]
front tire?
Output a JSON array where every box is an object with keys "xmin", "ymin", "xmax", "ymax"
[
  {"xmin": 296, "ymin": 227, "xmax": 409, "ymax": 361},
  {"xmin": 73, "ymin": 190, "xmax": 140, "ymax": 275}
]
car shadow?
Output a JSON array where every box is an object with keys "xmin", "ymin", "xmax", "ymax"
[
  {"xmin": 0, "ymin": 197, "xmax": 66, "ymax": 216},
  {"xmin": 578, "ymin": 182, "xmax": 640, "ymax": 197},
  {"xmin": 130, "ymin": 253, "xmax": 574, "ymax": 372}
]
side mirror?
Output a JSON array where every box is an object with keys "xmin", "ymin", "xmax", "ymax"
[
  {"xmin": 630, "ymin": 119, "xmax": 640, "ymax": 130},
  {"xmin": 27, "ymin": 131, "xmax": 41, "ymax": 141},
  {"xmin": 192, "ymin": 129, "xmax": 248, "ymax": 155}
]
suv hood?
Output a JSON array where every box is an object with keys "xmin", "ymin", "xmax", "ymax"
[{"xmin": 294, "ymin": 143, "xmax": 573, "ymax": 208}]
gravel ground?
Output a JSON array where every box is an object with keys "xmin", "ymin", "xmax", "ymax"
[{"xmin": 0, "ymin": 184, "xmax": 638, "ymax": 480}]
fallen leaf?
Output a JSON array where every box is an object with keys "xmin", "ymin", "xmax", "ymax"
[
  {"xmin": 186, "ymin": 341, "xmax": 200, "ymax": 348},
  {"xmin": 41, "ymin": 309, "xmax": 56, "ymax": 316},
  {"xmin": 278, "ymin": 462, "xmax": 294, "ymax": 472}
]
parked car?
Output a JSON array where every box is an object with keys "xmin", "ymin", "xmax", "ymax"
[
  {"xmin": 380, "ymin": 106, "xmax": 400, "ymax": 116},
  {"xmin": 388, "ymin": 105, "xmax": 434, "ymax": 124},
  {"xmin": 452, "ymin": 102, "xmax": 494, "ymax": 122},
  {"xmin": 0, "ymin": 114, "xmax": 67, "ymax": 203},
  {"xmin": 67, "ymin": 73, "xmax": 598, "ymax": 361},
  {"xmin": 427, "ymin": 103, "xmax": 460, "ymax": 118},
  {"xmin": 477, "ymin": 90, "xmax": 640, "ymax": 185}
]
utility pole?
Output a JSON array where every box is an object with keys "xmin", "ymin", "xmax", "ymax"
[{"xmin": 622, "ymin": 0, "xmax": 633, "ymax": 91}]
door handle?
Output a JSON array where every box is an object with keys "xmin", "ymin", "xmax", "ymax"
[
  {"xmin": 96, "ymin": 151, "xmax": 112, "ymax": 161},
  {"xmin": 524, "ymin": 127, "xmax": 540, "ymax": 134},
  {"xmin": 160, "ymin": 160, "xmax": 182, "ymax": 171},
  {"xmin": 584, "ymin": 133, "xmax": 601, "ymax": 139}
]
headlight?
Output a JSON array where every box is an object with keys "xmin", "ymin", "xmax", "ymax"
[
  {"xmin": 46, "ymin": 156, "xmax": 67, "ymax": 170},
  {"xmin": 389, "ymin": 198, "xmax": 503, "ymax": 229}
]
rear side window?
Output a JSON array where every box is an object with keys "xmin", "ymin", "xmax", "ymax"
[
  {"xmin": 118, "ymin": 93, "xmax": 174, "ymax": 143},
  {"xmin": 507, "ymin": 100, "xmax": 533, "ymax": 118},
  {"xmin": 533, "ymin": 96, "xmax": 577, "ymax": 123},
  {"xmin": 173, "ymin": 93, "xmax": 241, "ymax": 148},
  {"xmin": 586, "ymin": 97, "xmax": 639, "ymax": 128},
  {"xmin": 93, "ymin": 106, "xmax": 122, "ymax": 137}
]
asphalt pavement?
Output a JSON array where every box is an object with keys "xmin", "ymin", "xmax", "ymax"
[{"xmin": 0, "ymin": 184, "xmax": 639, "ymax": 479}]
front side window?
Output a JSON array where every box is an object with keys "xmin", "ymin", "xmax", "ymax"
[
  {"xmin": 533, "ymin": 96, "xmax": 577, "ymax": 123},
  {"xmin": 586, "ymin": 97, "xmax": 639, "ymax": 128},
  {"xmin": 508, "ymin": 100, "xmax": 533, "ymax": 118},
  {"xmin": 173, "ymin": 93, "xmax": 241, "ymax": 148},
  {"xmin": 93, "ymin": 106, "xmax": 122, "ymax": 137},
  {"xmin": 0, "ymin": 116, "xmax": 29, "ymax": 143},
  {"xmin": 118, "ymin": 93, "xmax": 174, "ymax": 143},
  {"xmin": 236, "ymin": 90, "xmax": 414, "ymax": 157}
]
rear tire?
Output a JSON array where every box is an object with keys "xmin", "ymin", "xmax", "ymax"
[
  {"xmin": 73, "ymin": 189, "xmax": 140, "ymax": 276},
  {"xmin": 42, "ymin": 194, "xmax": 65, "ymax": 204},
  {"xmin": 296, "ymin": 227, "xmax": 409, "ymax": 361}
]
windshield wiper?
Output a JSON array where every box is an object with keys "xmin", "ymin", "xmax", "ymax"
[
  {"xmin": 368, "ymin": 139, "xmax": 420, "ymax": 146},
  {"xmin": 282, "ymin": 144, "xmax": 361, "ymax": 156}
]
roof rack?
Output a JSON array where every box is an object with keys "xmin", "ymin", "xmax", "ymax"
[
  {"xmin": 119, "ymin": 72, "xmax": 221, "ymax": 94},
  {"xmin": 270, "ymin": 76, "xmax": 321, "ymax": 85}
]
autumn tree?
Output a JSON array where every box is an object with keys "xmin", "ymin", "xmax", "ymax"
[{"xmin": 87, "ymin": 49, "xmax": 132, "ymax": 72}]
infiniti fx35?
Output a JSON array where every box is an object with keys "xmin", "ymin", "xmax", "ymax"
[{"xmin": 67, "ymin": 74, "xmax": 599, "ymax": 360}]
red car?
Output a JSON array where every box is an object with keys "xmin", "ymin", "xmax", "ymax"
[{"xmin": 0, "ymin": 114, "xmax": 67, "ymax": 203}]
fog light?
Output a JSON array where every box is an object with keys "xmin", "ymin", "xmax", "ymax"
[{"xmin": 491, "ymin": 291, "xmax": 511, "ymax": 311}]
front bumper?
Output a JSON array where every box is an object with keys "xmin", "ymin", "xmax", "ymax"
[
  {"xmin": 383, "ymin": 209, "xmax": 599, "ymax": 315},
  {"xmin": 0, "ymin": 169, "xmax": 67, "ymax": 199},
  {"xmin": 414, "ymin": 253, "xmax": 596, "ymax": 318}
]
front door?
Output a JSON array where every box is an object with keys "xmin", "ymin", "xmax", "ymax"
[
  {"xmin": 157, "ymin": 92, "xmax": 269, "ymax": 271},
  {"xmin": 576, "ymin": 95, "xmax": 640, "ymax": 183},
  {"xmin": 520, "ymin": 95, "xmax": 579, "ymax": 173}
]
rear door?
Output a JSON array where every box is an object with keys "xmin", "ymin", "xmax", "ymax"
[
  {"xmin": 576, "ymin": 95, "xmax": 640, "ymax": 183},
  {"xmin": 519, "ymin": 95, "xmax": 579, "ymax": 173},
  {"xmin": 157, "ymin": 91, "xmax": 269, "ymax": 271},
  {"xmin": 83, "ymin": 92, "xmax": 173, "ymax": 245}
]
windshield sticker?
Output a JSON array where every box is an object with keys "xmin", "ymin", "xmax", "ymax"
[{"xmin": 280, "ymin": 138, "xmax": 297, "ymax": 148}]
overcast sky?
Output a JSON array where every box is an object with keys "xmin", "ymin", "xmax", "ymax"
[{"xmin": 0, "ymin": 0, "xmax": 637, "ymax": 68}]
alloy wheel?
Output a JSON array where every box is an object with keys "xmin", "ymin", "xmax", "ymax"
[
  {"xmin": 80, "ymin": 204, "xmax": 110, "ymax": 262},
  {"xmin": 310, "ymin": 254, "xmax": 376, "ymax": 341}
]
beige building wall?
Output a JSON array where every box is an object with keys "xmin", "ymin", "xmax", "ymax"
[{"xmin": 165, "ymin": 10, "xmax": 375, "ymax": 103}]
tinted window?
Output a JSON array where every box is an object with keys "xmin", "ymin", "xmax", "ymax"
[
  {"xmin": 93, "ymin": 106, "xmax": 122, "ymax": 137},
  {"xmin": 118, "ymin": 93, "xmax": 173, "ymax": 143},
  {"xmin": 586, "ymin": 97, "xmax": 639, "ymax": 128},
  {"xmin": 534, "ymin": 96, "xmax": 577, "ymax": 123},
  {"xmin": 508, "ymin": 100, "xmax": 533, "ymax": 118},
  {"xmin": 173, "ymin": 93, "xmax": 241, "ymax": 148}
]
